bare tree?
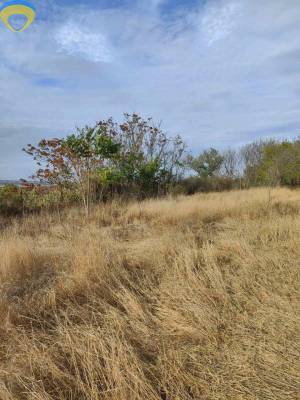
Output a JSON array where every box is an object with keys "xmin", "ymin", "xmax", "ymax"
[{"xmin": 221, "ymin": 149, "xmax": 239, "ymax": 178}]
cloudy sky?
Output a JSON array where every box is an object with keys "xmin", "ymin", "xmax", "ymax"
[{"xmin": 0, "ymin": 0, "xmax": 299, "ymax": 179}]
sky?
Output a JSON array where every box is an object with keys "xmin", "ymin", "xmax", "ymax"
[{"xmin": 0, "ymin": 0, "xmax": 300, "ymax": 179}]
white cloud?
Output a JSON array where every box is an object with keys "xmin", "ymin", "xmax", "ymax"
[
  {"xmin": 201, "ymin": 1, "xmax": 242, "ymax": 46},
  {"xmin": 55, "ymin": 22, "xmax": 112, "ymax": 63}
]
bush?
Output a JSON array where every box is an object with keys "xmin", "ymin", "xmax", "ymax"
[
  {"xmin": 180, "ymin": 176, "xmax": 238, "ymax": 195},
  {"xmin": 0, "ymin": 185, "xmax": 80, "ymax": 216},
  {"xmin": 0, "ymin": 185, "xmax": 23, "ymax": 215}
]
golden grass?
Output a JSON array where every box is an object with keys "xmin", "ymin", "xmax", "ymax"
[{"xmin": 0, "ymin": 187, "xmax": 299, "ymax": 399}]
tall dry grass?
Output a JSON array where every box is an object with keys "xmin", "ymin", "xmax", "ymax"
[{"xmin": 0, "ymin": 187, "xmax": 299, "ymax": 399}]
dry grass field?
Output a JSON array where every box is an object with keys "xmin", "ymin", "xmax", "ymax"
[{"xmin": 0, "ymin": 188, "xmax": 299, "ymax": 400}]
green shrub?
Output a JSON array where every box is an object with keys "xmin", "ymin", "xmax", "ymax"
[
  {"xmin": 0, "ymin": 185, "xmax": 23, "ymax": 215},
  {"xmin": 0, "ymin": 185, "xmax": 80, "ymax": 216},
  {"xmin": 180, "ymin": 176, "xmax": 238, "ymax": 195}
]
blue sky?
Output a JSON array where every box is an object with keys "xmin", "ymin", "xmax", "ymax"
[{"xmin": 0, "ymin": 0, "xmax": 300, "ymax": 179}]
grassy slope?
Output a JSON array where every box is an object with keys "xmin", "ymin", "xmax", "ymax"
[{"xmin": 0, "ymin": 188, "xmax": 299, "ymax": 400}]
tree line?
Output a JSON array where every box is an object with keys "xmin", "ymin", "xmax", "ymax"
[{"xmin": 1, "ymin": 113, "xmax": 300, "ymax": 215}]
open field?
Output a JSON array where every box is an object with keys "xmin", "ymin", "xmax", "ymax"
[{"xmin": 0, "ymin": 188, "xmax": 299, "ymax": 399}]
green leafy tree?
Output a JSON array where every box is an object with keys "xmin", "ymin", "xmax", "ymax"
[
  {"xmin": 24, "ymin": 125, "xmax": 121, "ymax": 216},
  {"xmin": 24, "ymin": 113, "xmax": 187, "ymax": 207},
  {"xmin": 188, "ymin": 148, "xmax": 224, "ymax": 178},
  {"xmin": 240, "ymin": 140, "xmax": 271, "ymax": 187},
  {"xmin": 96, "ymin": 113, "xmax": 187, "ymax": 197},
  {"xmin": 257, "ymin": 140, "xmax": 300, "ymax": 186}
]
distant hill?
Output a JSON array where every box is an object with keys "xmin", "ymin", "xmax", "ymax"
[
  {"xmin": 0, "ymin": 180, "xmax": 21, "ymax": 186},
  {"xmin": 0, "ymin": 180, "xmax": 43, "ymax": 187}
]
